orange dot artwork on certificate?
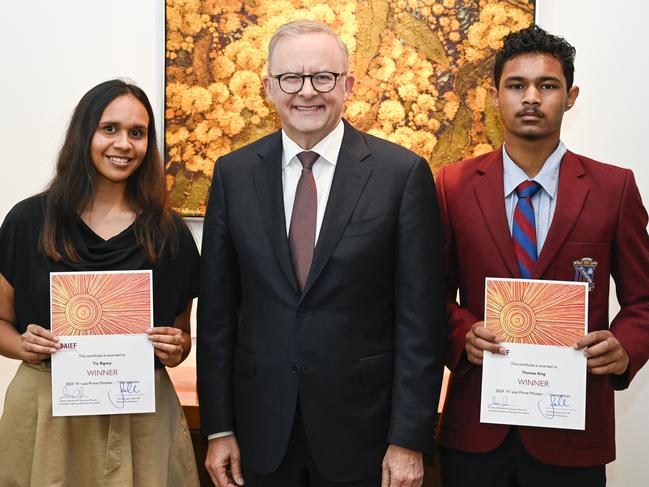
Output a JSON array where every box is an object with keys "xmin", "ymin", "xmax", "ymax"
[
  {"xmin": 50, "ymin": 273, "xmax": 151, "ymax": 336},
  {"xmin": 485, "ymin": 280, "xmax": 586, "ymax": 347}
]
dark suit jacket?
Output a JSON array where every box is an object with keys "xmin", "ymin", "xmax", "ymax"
[
  {"xmin": 436, "ymin": 148, "xmax": 649, "ymax": 466},
  {"xmin": 197, "ymin": 121, "xmax": 447, "ymax": 481}
]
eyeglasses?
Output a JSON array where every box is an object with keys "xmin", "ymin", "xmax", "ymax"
[{"xmin": 271, "ymin": 71, "xmax": 344, "ymax": 94}]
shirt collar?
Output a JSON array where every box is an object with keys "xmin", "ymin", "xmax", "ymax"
[
  {"xmin": 281, "ymin": 120, "xmax": 345, "ymax": 169},
  {"xmin": 502, "ymin": 141, "xmax": 567, "ymax": 199}
]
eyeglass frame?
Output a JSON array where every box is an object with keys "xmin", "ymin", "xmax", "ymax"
[{"xmin": 270, "ymin": 71, "xmax": 346, "ymax": 94}]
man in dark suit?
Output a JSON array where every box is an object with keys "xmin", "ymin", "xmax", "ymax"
[
  {"xmin": 436, "ymin": 26, "xmax": 649, "ymax": 486},
  {"xmin": 198, "ymin": 20, "xmax": 447, "ymax": 487}
]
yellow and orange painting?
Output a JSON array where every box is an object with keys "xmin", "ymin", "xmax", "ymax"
[
  {"xmin": 165, "ymin": 0, "xmax": 536, "ymax": 216},
  {"xmin": 50, "ymin": 271, "xmax": 152, "ymax": 336},
  {"xmin": 485, "ymin": 278, "xmax": 587, "ymax": 346}
]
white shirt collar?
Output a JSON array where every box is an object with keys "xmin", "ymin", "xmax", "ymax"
[
  {"xmin": 281, "ymin": 120, "xmax": 345, "ymax": 169},
  {"xmin": 503, "ymin": 141, "xmax": 567, "ymax": 199}
]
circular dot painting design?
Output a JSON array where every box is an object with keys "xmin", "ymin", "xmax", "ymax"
[
  {"xmin": 499, "ymin": 301, "xmax": 536, "ymax": 339},
  {"xmin": 485, "ymin": 280, "xmax": 586, "ymax": 346},
  {"xmin": 51, "ymin": 272, "xmax": 151, "ymax": 336},
  {"xmin": 64, "ymin": 294, "xmax": 103, "ymax": 331}
]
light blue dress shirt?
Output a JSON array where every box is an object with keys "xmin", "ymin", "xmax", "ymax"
[{"xmin": 503, "ymin": 141, "xmax": 567, "ymax": 254}]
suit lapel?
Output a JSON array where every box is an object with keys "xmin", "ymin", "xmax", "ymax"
[
  {"xmin": 301, "ymin": 123, "xmax": 372, "ymax": 299},
  {"xmin": 251, "ymin": 131, "xmax": 299, "ymax": 293},
  {"xmin": 534, "ymin": 151, "xmax": 588, "ymax": 278},
  {"xmin": 473, "ymin": 150, "xmax": 521, "ymax": 277}
]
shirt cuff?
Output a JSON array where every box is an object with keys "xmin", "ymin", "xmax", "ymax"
[{"xmin": 207, "ymin": 431, "xmax": 234, "ymax": 440}]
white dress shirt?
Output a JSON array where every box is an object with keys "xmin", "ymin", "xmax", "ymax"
[
  {"xmin": 282, "ymin": 120, "xmax": 344, "ymax": 241},
  {"xmin": 503, "ymin": 141, "xmax": 566, "ymax": 254}
]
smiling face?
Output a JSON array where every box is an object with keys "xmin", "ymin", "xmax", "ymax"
[
  {"xmin": 90, "ymin": 94, "xmax": 149, "ymax": 187},
  {"xmin": 263, "ymin": 31, "xmax": 355, "ymax": 149},
  {"xmin": 492, "ymin": 53, "xmax": 579, "ymax": 144}
]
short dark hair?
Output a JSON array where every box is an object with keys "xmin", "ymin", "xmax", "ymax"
[
  {"xmin": 42, "ymin": 79, "xmax": 177, "ymax": 263},
  {"xmin": 494, "ymin": 25, "xmax": 576, "ymax": 90}
]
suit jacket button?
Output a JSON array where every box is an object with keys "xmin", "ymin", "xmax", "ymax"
[
  {"xmin": 297, "ymin": 309, "xmax": 309, "ymax": 318},
  {"xmin": 291, "ymin": 364, "xmax": 300, "ymax": 374}
]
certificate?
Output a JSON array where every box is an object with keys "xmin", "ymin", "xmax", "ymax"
[
  {"xmin": 480, "ymin": 278, "xmax": 588, "ymax": 430},
  {"xmin": 50, "ymin": 270, "xmax": 155, "ymax": 416}
]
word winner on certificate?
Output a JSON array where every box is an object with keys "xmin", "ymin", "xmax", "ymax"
[
  {"xmin": 480, "ymin": 278, "xmax": 588, "ymax": 430},
  {"xmin": 50, "ymin": 270, "xmax": 155, "ymax": 416}
]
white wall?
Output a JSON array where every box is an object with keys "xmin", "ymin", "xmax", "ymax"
[
  {"xmin": 537, "ymin": 2, "xmax": 649, "ymax": 485},
  {"xmin": 0, "ymin": 0, "xmax": 166, "ymax": 425},
  {"xmin": 0, "ymin": 1, "xmax": 647, "ymax": 484}
]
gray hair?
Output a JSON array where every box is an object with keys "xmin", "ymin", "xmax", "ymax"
[{"xmin": 267, "ymin": 20, "xmax": 350, "ymax": 74}]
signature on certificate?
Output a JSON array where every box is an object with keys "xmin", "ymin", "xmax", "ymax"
[
  {"xmin": 537, "ymin": 393, "xmax": 570, "ymax": 419},
  {"xmin": 488, "ymin": 394, "xmax": 509, "ymax": 407},
  {"xmin": 59, "ymin": 385, "xmax": 85, "ymax": 400},
  {"xmin": 108, "ymin": 381, "xmax": 141, "ymax": 409}
]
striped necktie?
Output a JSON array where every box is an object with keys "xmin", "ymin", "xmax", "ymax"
[
  {"xmin": 289, "ymin": 151, "xmax": 319, "ymax": 291},
  {"xmin": 512, "ymin": 180, "xmax": 541, "ymax": 279}
]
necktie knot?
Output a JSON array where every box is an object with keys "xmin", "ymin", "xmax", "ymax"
[
  {"xmin": 297, "ymin": 151, "xmax": 319, "ymax": 170},
  {"xmin": 515, "ymin": 180, "xmax": 541, "ymax": 199}
]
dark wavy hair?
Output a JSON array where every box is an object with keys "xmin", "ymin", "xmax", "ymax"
[
  {"xmin": 494, "ymin": 25, "xmax": 576, "ymax": 90},
  {"xmin": 41, "ymin": 79, "xmax": 177, "ymax": 263}
]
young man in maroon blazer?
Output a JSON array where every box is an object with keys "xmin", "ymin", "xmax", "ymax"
[{"xmin": 436, "ymin": 25, "xmax": 649, "ymax": 486}]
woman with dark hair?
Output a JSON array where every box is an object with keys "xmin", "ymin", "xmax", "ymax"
[{"xmin": 0, "ymin": 79, "xmax": 200, "ymax": 486}]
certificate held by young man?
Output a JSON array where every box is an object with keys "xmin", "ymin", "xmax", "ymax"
[
  {"xmin": 50, "ymin": 270, "xmax": 155, "ymax": 416},
  {"xmin": 480, "ymin": 278, "xmax": 588, "ymax": 430}
]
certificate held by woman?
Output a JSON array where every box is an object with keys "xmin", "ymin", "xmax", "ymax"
[{"xmin": 50, "ymin": 270, "xmax": 155, "ymax": 416}]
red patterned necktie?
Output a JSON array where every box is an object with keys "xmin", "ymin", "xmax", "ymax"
[
  {"xmin": 289, "ymin": 151, "xmax": 319, "ymax": 291},
  {"xmin": 512, "ymin": 180, "xmax": 541, "ymax": 279}
]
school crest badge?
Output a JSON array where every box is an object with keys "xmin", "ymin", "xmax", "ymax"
[{"xmin": 573, "ymin": 257, "xmax": 598, "ymax": 291}]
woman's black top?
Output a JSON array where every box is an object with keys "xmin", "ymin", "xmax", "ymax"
[{"xmin": 0, "ymin": 195, "xmax": 200, "ymax": 369}]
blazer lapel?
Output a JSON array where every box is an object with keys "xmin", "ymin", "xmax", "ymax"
[
  {"xmin": 301, "ymin": 123, "xmax": 372, "ymax": 299},
  {"xmin": 251, "ymin": 131, "xmax": 299, "ymax": 293},
  {"xmin": 473, "ymin": 150, "xmax": 521, "ymax": 277},
  {"xmin": 534, "ymin": 151, "xmax": 588, "ymax": 278}
]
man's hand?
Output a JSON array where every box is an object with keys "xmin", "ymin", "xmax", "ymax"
[
  {"xmin": 205, "ymin": 435, "xmax": 244, "ymax": 487},
  {"xmin": 381, "ymin": 444, "xmax": 424, "ymax": 487},
  {"xmin": 465, "ymin": 321, "xmax": 507, "ymax": 366},
  {"xmin": 575, "ymin": 330, "xmax": 629, "ymax": 375}
]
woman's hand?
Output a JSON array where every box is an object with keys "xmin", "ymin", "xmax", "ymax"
[
  {"xmin": 20, "ymin": 324, "xmax": 60, "ymax": 364},
  {"xmin": 148, "ymin": 301, "xmax": 194, "ymax": 367},
  {"xmin": 0, "ymin": 274, "xmax": 54, "ymax": 363},
  {"xmin": 147, "ymin": 326, "xmax": 190, "ymax": 367}
]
